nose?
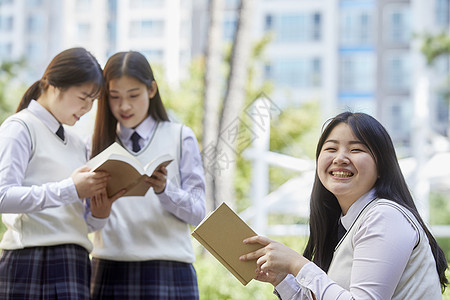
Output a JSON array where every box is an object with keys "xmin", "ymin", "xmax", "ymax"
[
  {"xmin": 333, "ymin": 150, "xmax": 350, "ymax": 164},
  {"xmin": 119, "ymin": 99, "xmax": 131, "ymax": 111},
  {"xmin": 81, "ymin": 98, "xmax": 93, "ymax": 114}
]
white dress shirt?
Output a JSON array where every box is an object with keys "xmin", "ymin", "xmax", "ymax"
[
  {"xmin": 275, "ymin": 190, "xmax": 420, "ymax": 299},
  {"xmin": 0, "ymin": 100, "xmax": 106, "ymax": 231},
  {"xmin": 117, "ymin": 115, "xmax": 205, "ymax": 226}
]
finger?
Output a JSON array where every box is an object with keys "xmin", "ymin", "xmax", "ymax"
[
  {"xmin": 243, "ymin": 235, "xmax": 272, "ymax": 246},
  {"xmin": 240, "ymin": 247, "xmax": 267, "ymax": 261},
  {"xmin": 78, "ymin": 165, "xmax": 91, "ymax": 172},
  {"xmin": 109, "ymin": 189, "xmax": 126, "ymax": 202}
]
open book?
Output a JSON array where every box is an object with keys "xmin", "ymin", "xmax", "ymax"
[
  {"xmin": 192, "ymin": 202, "xmax": 262, "ymax": 286},
  {"xmin": 86, "ymin": 142, "xmax": 174, "ymax": 197}
]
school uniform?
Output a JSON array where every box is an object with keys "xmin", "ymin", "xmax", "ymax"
[
  {"xmin": 0, "ymin": 100, "xmax": 106, "ymax": 299},
  {"xmin": 274, "ymin": 190, "xmax": 442, "ymax": 299},
  {"xmin": 90, "ymin": 116, "xmax": 206, "ymax": 299}
]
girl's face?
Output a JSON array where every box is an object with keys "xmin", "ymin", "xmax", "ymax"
[
  {"xmin": 108, "ymin": 75, "xmax": 156, "ymax": 129},
  {"xmin": 46, "ymin": 82, "xmax": 97, "ymax": 126},
  {"xmin": 317, "ymin": 123, "xmax": 378, "ymax": 214}
]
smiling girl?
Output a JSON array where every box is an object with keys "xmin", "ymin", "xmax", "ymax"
[
  {"xmin": 90, "ymin": 51, "xmax": 205, "ymax": 299},
  {"xmin": 0, "ymin": 47, "xmax": 124, "ymax": 299},
  {"xmin": 241, "ymin": 112, "xmax": 448, "ymax": 299}
]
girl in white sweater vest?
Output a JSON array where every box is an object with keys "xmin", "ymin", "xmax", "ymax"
[
  {"xmin": 90, "ymin": 51, "xmax": 205, "ymax": 299},
  {"xmin": 241, "ymin": 112, "xmax": 448, "ymax": 299},
  {"xmin": 0, "ymin": 48, "xmax": 124, "ymax": 299}
]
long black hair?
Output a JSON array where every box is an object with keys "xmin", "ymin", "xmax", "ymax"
[
  {"xmin": 17, "ymin": 47, "xmax": 103, "ymax": 112},
  {"xmin": 303, "ymin": 111, "xmax": 448, "ymax": 290},
  {"xmin": 91, "ymin": 51, "xmax": 169, "ymax": 157}
]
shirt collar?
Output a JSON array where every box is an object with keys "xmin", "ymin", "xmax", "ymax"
[
  {"xmin": 117, "ymin": 115, "xmax": 156, "ymax": 143},
  {"xmin": 27, "ymin": 100, "xmax": 61, "ymax": 133},
  {"xmin": 340, "ymin": 189, "xmax": 377, "ymax": 230}
]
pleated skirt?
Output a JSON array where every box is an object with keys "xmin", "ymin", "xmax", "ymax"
[
  {"xmin": 91, "ymin": 258, "xmax": 199, "ymax": 300},
  {"xmin": 0, "ymin": 244, "xmax": 90, "ymax": 299}
]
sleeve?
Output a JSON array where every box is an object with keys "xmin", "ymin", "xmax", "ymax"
[
  {"xmin": 156, "ymin": 125, "xmax": 206, "ymax": 226},
  {"xmin": 274, "ymin": 205, "xmax": 418, "ymax": 300},
  {"xmin": 0, "ymin": 120, "xmax": 80, "ymax": 213},
  {"xmin": 83, "ymin": 198, "xmax": 109, "ymax": 232}
]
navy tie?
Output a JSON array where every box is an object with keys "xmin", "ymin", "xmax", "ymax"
[
  {"xmin": 56, "ymin": 125, "xmax": 64, "ymax": 141},
  {"xmin": 130, "ymin": 131, "xmax": 141, "ymax": 152},
  {"xmin": 337, "ymin": 219, "xmax": 346, "ymax": 241}
]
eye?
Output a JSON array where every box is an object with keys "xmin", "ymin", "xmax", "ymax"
[
  {"xmin": 323, "ymin": 147, "xmax": 336, "ymax": 152},
  {"xmin": 130, "ymin": 94, "xmax": 140, "ymax": 98}
]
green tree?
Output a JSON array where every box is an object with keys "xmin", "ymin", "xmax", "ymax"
[
  {"xmin": 0, "ymin": 58, "xmax": 26, "ymax": 122},
  {"xmin": 420, "ymin": 32, "xmax": 450, "ymax": 101}
]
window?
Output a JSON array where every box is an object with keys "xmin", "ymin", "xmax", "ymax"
[
  {"xmin": 27, "ymin": 16, "xmax": 45, "ymax": 34},
  {"xmin": 277, "ymin": 13, "xmax": 321, "ymax": 42},
  {"xmin": 339, "ymin": 9, "xmax": 374, "ymax": 46},
  {"xmin": 27, "ymin": 0, "xmax": 43, "ymax": 6},
  {"xmin": 76, "ymin": 0, "xmax": 92, "ymax": 12},
  {"xmin": 0, "ymin": 43, "xmax": 12, "ymax": 57},
  {"xmin": 384, "ymin": 98, "xmax": 412, "ymax": 145},
  {"xmin": 436, "ymin": 0, "xmax": 450, "ymax": 26},
  {"xmin": 77, "ymin": 23, "xmax": 91, "ymax": 40},
  {"xmin": 129, "ymin": 20, "xmax": 164, "ymax": 38},
  {"xmin": 384, "ymin": 51, "xmax": 410, "ymax": 91},
  {"xmin": 265, "ymin": 12, "xmax": 322, "ymax": 43},
  {"xmin": 339, "ymin": 52, "xmax": 375, "ymax": 92},
  {"xmin": 142, "ymin": 49, "xmax": 164, "ymax": 62},
  {"xmin": 223, "ymin": 18, "xmax": 237, "ymax": 41},
  {"xmin": 130, "ymin": 0, "xmax": 163, "ymax": 9},
  {"xmin": 267, "ymin": 57, "xmax": 322, "ymax": 88},
  {"xmin": 383, "ymin": 4, "xmax": 411, "ymax": 44},
  {"xmin": 26, "ymin": 42, "xmax": 44, "ymax": 61},
  {"xmin": 0, "ymin": 16, "xmax": 13, "ymax": 32}
]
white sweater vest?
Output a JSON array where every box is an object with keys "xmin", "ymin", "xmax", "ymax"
[
  {"xmin": 328, "ymin": 199, "xmax": 442, "ymax": 299},
  {"xmin": 91, "ymin": 121, "xmax": 195, "ymax": 263},
  {"xmin": 0, "ymin": 109, "xmax": 92, "ymax": 251}
]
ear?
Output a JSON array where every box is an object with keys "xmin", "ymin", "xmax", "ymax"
[{"xmin": 148, "ymin": 81, "xmax": 158, "ymax": 99}]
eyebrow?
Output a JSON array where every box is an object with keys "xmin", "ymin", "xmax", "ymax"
[
  {"xmin": 324, "ymin": 139, "xmax": 365, "ymax": 145},
  {"xmin": 109, "ymin": 87, "xmax": 140, "ymax": 93}
]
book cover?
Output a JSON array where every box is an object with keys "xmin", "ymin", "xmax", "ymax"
[
  {"xmin": 86, "ymin": 142, "xmax": 173, "ymax": 197},
  {"xmin": 192, "ymin": 202, "xmax": 262, "ymax": 286}
]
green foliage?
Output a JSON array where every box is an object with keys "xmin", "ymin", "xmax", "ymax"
[
  {"xmin": 420, "ymin": 32, "xmax": 450, "ymax": 65},
  {"xmin": 429, "ymin": 191, "xmax": 450, "ymax": 263},
  {"xmin": 419, "ymin": 32, "xmax": 450, "ymax": 102},
  {"xmin": 0, "ymin": 58, "xmax": 27, "ymax": 123}
]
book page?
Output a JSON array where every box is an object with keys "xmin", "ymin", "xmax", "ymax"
[
  {"xmin": 87, "ymin": 142, "xmax": 144, "ymax": 173},
  {"xmin": 143, "ymin": 153, "xmax": 174, "ymax": 176}
]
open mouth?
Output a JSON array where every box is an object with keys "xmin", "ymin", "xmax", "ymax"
[{"xmin": 330, "ymin": 171, "xmax": 354, "ymax": 178}]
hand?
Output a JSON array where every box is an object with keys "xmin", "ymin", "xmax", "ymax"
[
  {"xmin": 71, "ymin": 166, "xmax": 110, "ymax": 199},
  {"xmin": 90, "ymin": 188, "xmax": 126, "ymax": 218},
  {"xmin": 239, "ymin": 236, "xmax": 310, "ymax": 286},
  {"xmin": 144, "ymin": 166, "xmax": 167, "ymax": 194}
]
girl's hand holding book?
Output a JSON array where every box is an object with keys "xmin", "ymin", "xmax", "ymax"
[
  {"xmin": 144, "ymin": 165, "xmax": 168, "ymax": 194},
  {"xmin": 71, "ymin": 166, "xmax": 111, "ymax": 199},
  {"xmin": 90, "ymin": 188, "xmax": 126, "ymax": 218}
]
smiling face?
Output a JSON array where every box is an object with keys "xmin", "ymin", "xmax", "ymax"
[
  {"xmin": 43, "ymin": 82, "xmax": 97, "ymax": 126},
  {"xmin": 108, "ymin": 75, "xmax": 157, "ymax": 129},
  {"xmin": 317, "ymin": 122, "xmax": 378, "ymax": 214}
]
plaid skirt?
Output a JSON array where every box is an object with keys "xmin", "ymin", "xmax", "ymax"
[
  {"xmin": 0, "ymin": 244, "xmax": 90, "ymax": 300},
  {"xmin": 91, "ymin": 258, "xmax": 199, "ymax": 300}
]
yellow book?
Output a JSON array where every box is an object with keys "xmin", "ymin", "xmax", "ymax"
[
  {"xmin": 192, "ymin": 202, "xmax": 262, "ymax": 286},
  {"xmin": 86, "ymin": 142, "xmax": 173, "ymax": 197}
]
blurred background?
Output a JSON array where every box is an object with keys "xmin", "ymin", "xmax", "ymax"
[{"xmin": 1, "ymin": 0, "xmax": 450, "ymax": 298}]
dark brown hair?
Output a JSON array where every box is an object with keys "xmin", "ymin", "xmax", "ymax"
[
  {"xmin": 17, "ymin": 47, "xmax": 103, "ymax": 112},
  {"xmin": 303, "ymin": 111, "xmax": 448, "ymax": 290},
  {"xmin": 91, "ymin": 51, "xmax": 169, "ymax": 157}
]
